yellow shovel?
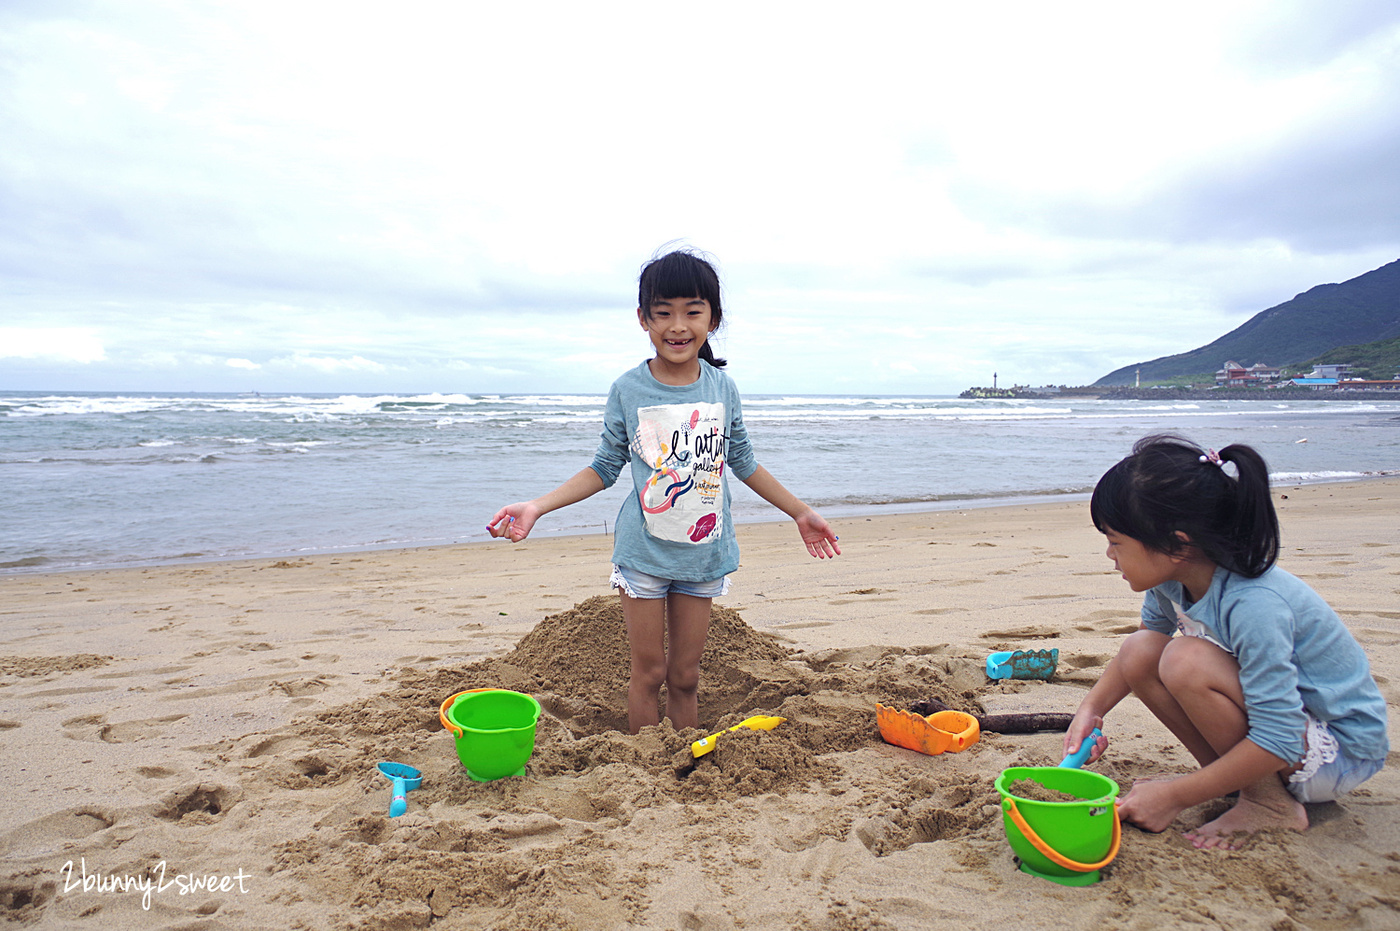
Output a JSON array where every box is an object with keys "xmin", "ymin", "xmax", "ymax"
[{"xmin": 691, "ymin": 715, "xmax": 786, "ymax": 758}]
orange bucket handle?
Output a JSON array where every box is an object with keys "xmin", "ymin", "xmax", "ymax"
[
  {"xmin": 439, "ymin": 688, "xmax": 492, "ymax": 739},
  {"xmin": 1003, "ymin": 797, "xmax": 1121, "ymax": 873}
]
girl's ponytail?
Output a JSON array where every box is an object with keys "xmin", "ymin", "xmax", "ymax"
[
  {"xmin": 698, "ymin": 340, "xmax": 726, "ymax": 370},
  {"xmin": 1090, "ymin": 434, "xmax": 1281, "ymax": 578},
  {"xmin": 1218, "ymin": 443, "xmax": 1279, "ymax": 576}
]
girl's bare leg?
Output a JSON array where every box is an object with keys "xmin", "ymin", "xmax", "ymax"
[
  {"xmin": 660, "ymin": 593, "xmax": 712, "ymax": 732},
  {"xmin": 1157, "ymin": 637, "xmax": 1307, "ymax": 848},
  {"xmin": 621, "ymin": 592, "xmax": 713, "ymax": 733},
  {"xmin": 622, "ymin": 593, "xmax": 667, "ymax": 734},
  {"xmin": 1117, "ymin": 630, "xmax": 1220, "ymax": 768}
]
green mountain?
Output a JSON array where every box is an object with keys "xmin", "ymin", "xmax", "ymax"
[
  {"xmin": 1095, "ymin": 258, "xmax": 1400, "ymax": 385},
  {"xmin": 1300, "ymin": 334, "xmax": 1400, "ymax": 380}
]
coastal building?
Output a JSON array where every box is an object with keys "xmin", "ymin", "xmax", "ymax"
[
  {"xmin": 1278, "ymin": 364, "xmax": 1400, "ymax": 390},
  {"xmin": 1214, "ymin": 360, "xmax": 1282, "ymax": 386}
]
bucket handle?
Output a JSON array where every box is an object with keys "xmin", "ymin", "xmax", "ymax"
[
  {"xmin": 439, "ymin": 688, "xmax": 493, "ymax": 739},
  {"xmin": 1003, "ymin": 797, "xmax": 1121, "ymax": 873}
]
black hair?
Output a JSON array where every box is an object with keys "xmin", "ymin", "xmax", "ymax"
[
  {"xmin": 1090, "ymin": 434, "xmax": 1280, "ymax": 577},
  {"xmin": 637, "ymin": 248, "xmax": 727, "ymax": 369}
]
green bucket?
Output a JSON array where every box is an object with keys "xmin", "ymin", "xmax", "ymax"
[
  {"xmin": 441, "ymin": 689, "xmax": 542, "ymax": 782},
  {"xmin": 994, "ymin": 766, "xmax": 1121, "ymax": 886}
]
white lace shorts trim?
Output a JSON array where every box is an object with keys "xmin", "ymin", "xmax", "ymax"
[
  {"xmin": 1288, "ymin": 713, "xmax": 1340, "ymax": 785},
  {"xmin": 1283, "ymin": 713, "xmax": 1383, "ymax": 803}
]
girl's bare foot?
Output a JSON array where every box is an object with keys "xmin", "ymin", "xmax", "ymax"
[{"xmin": 1184, "ymin": 792, "xmax": 1308, "ymax": 850}]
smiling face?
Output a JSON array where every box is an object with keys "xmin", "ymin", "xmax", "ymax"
[{"xmin": 638, "ymin": 296, "xmax": 715, "ymax": 384}]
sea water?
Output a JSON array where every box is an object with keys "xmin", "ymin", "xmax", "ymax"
[{"xmin": 2, "ymin": 390, "xmax": 1397, "ymax": 573}]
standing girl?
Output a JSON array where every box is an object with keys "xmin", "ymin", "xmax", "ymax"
[
  {"xmin": 1068, "ymin": 434, "xmax": 1388, "ymax": 849},
  {"xmin": 487, "ymin": 249, "xmax": 840, "ymax": 734}
]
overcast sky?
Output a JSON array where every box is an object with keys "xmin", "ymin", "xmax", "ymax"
[{"xmin": 3, "ymin": 1, "xmax": 1399, "ymax": 396}]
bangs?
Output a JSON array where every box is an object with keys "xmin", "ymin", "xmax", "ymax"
[{"xmin": 640, "ymin": 251, "xmax": 721, "ymax": 309}]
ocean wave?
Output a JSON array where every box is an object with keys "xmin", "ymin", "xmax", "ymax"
[
  {"xmin": 7, "ymin": 391, "xmax": 1397, "ymax": 424},
  {"xmin": 1271, "ymin": 469, "xmax": 1400, "ymax": 483},
  {"xmin": 5, "ymin": 390, "xmax": 1399, "ymax": 574}
]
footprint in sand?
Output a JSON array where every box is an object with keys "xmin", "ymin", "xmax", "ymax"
[
  {"xmin": 978, "ymin": 625, "xmax": 1060, "ymax": 640},
  {"xmin": 270, "ymin": 677, "xmax": 332, "ymax": 697},
  {"xmin": 0, "ymin": 807, "xmax": 116, "ymax": 859},
  {"xmin": 1062, "ymin": 652, "xmax": 1112, "ymax": 670},
  {"xmin": 1069, "ymin": 609, "xmax": 1140, "ymax": 634},
  {"xmin": 60, "ymin": 712, "xmax": 188, "ymax": 743},
  {"xmin": 240, "ymin": 734, "xmax": 311, "ymax": 759},
  {"xmin": 94, "ymin": 663, "xmax": 190, "ymax": 679},
  {"xmin": 1351, "ymin": 628, "xmax": 1400, "ymax": 646},
  {"xmin": 488, "ymin": 813, "xmax": 564, "ymax": 840},
  {"xmin": 136, "ymin": 765, "xmax": 179, "ymax": 778}
]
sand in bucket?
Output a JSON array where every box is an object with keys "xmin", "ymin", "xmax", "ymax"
[
  {"xmin": 441, "ymin": 689, "xmax": 542, "ymax": 782},
  {"xmin": 994, "ymin": 766, "xmax": 1121, "ymax": 886}
]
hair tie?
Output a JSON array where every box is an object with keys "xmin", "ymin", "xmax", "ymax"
[{"xmin": 1199, "ymin": 449, "xmax": 1224, "ymax": 467}]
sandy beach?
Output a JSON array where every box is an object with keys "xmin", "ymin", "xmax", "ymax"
[{"xmin": 2, "ymin": 478, "xmax": 1398, "ymax": 930}]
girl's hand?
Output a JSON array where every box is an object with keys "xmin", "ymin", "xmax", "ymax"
[
  {"xmin": 1064, "ymin": 712, "xmax": 1106, "ymax": 764},
  {"xmin": 487, "ymin": 503, "xmax": 540, "ymax": 542},
  {"xmin": 1116, "ymin": 778, "xmax": 1186, "ymax": 833},
  {"xmin": 795, "ymin": 510, "xmax": 841, "ymax": 559}
]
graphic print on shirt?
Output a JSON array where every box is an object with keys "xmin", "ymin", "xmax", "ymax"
[
  {"xmin": 631, "ymin": 402, "xmax": 727, "ymax": 544},
  {"xmin": 1169, "ymin": 599, "xmax": 1230, "ymax": 653}
]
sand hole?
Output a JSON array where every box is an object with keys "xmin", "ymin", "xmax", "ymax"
[{"xmin": 157, "ymin": 784, "xmax": 238, "ymax": 821}]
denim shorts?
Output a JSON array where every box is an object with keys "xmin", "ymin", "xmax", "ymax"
[
  {"xmin": 610, "ymin": 564, "xmax": 729, "ymax": 600},
  {"xmin": 1287, "ymin": 753, "xmax": 1385, "ymax": 804},
  {"xmin": 1285, "ymin": 715, "xmax": 1385, "ymax": 803}
]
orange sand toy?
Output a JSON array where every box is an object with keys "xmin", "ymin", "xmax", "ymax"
[{"xmin": 876, "ymin": 702, "xmax": 980, "ymax": 755}]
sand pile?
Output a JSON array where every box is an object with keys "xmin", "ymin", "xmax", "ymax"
[{"xmin": 209, "ymin": 600, "xmax": 1386, "ymax": 928}]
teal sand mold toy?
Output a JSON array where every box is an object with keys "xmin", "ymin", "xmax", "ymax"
[
  {"xmin": 377, "ymin": 762, "xmax": 422, "ymax": 817},
  {"xmin": 986, "ymin": 648, "xmax": 1059, "ymax": 681}
]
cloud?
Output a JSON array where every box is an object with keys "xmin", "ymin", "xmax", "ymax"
[
  {"xmin": 0, "ymin": 327, "xmax": 105, "ymax": 362},
  {"xmin": 1230, "ymin": 0, "xmax": 1400, "ymax": 72},
  {"xmin": 1, "ymin": 2, "xmax": 1399, "ymax": 394},
  {"xmin": 272, "ymin": 354, "xmax": 387, "ymax": 375}
]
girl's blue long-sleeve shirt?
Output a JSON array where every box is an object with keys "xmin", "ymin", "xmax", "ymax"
[
  {"xmin": 1142, "ymin": 564, "xmax": 1389, "ymax": 765},
  {"xmin": 588, "ymin": 360, "xmax": 758, "ymax": 582}
]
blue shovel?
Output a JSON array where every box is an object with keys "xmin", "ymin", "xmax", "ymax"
[
  {"xmin": 1058, "ymin": 728, "xmax": 1103, "ymax": 769},
  {"xmin": 377, "ymin": 762, "xmax": 423, "ymax": 817}
]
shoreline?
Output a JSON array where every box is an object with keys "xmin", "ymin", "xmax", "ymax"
[{"xmin": 6, "ymin": 471, "xmax": 1397, "ymax": 579}]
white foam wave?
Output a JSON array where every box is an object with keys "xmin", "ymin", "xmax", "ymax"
[{"xmin": 1271, "ymin": 469, "xmax": 1399, "ymax": 484}]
